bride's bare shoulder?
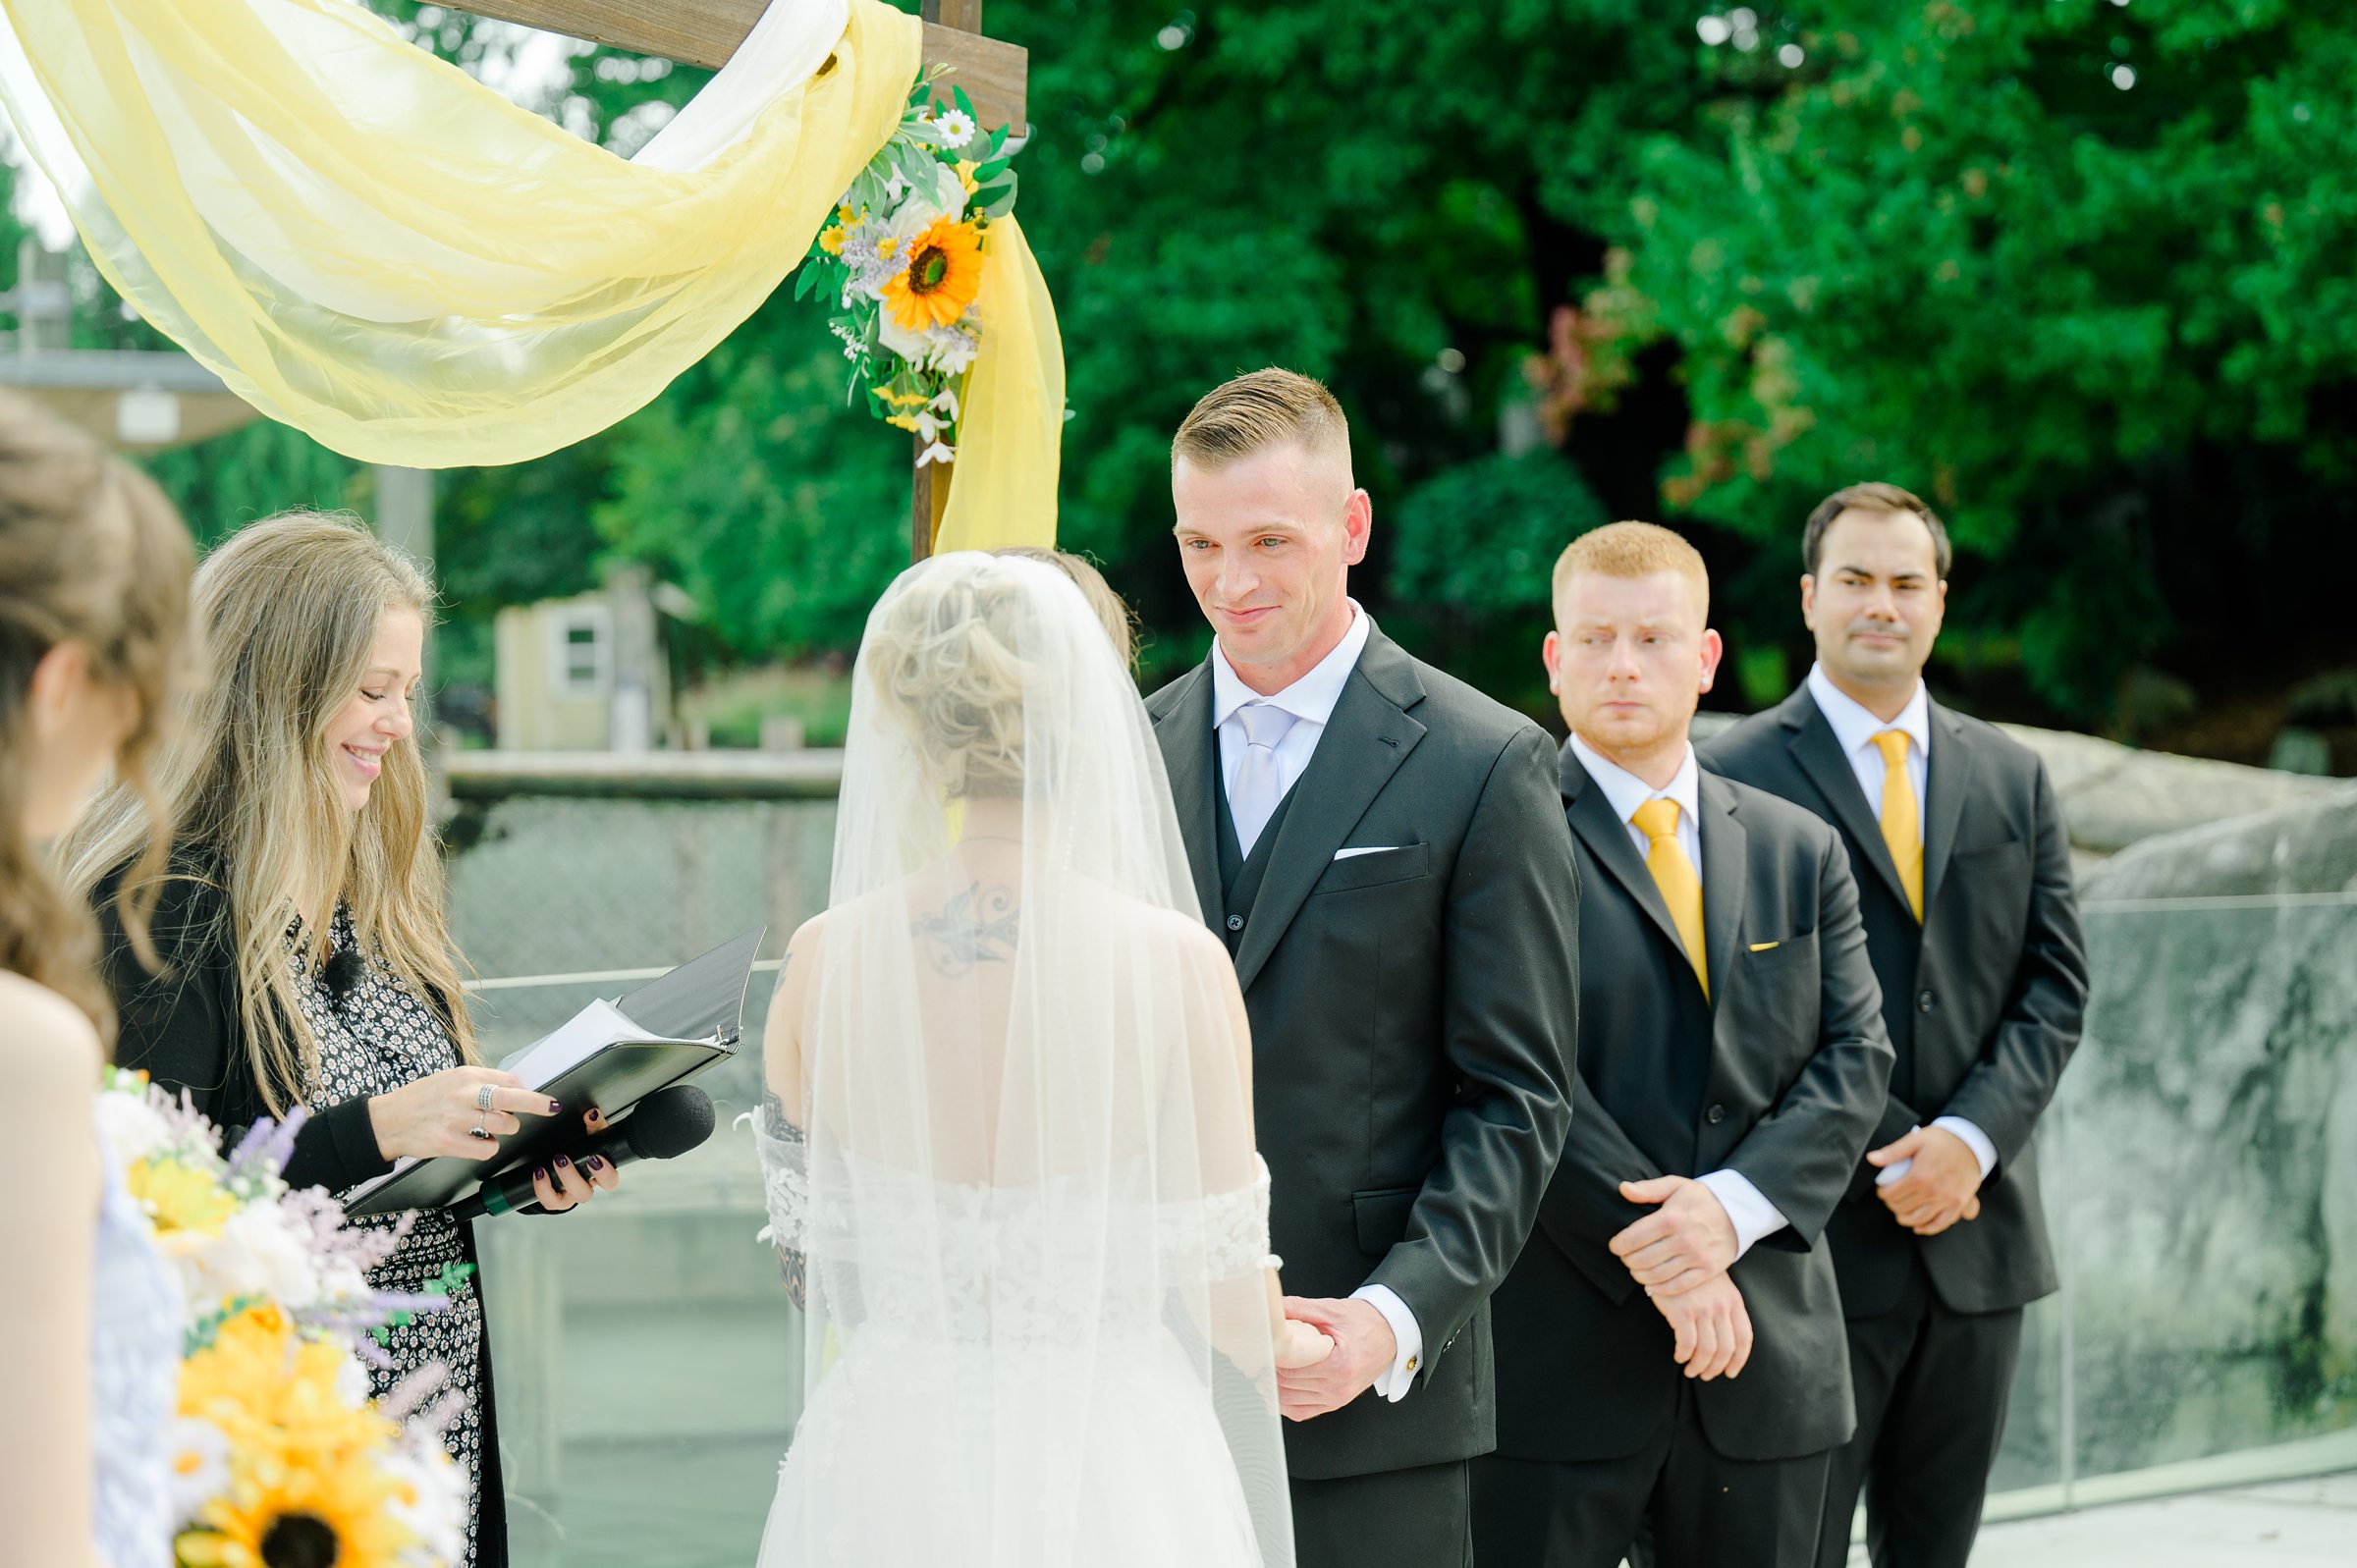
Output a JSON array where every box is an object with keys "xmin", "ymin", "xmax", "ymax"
[{"xmin": 0, "ymin": 971, "xmax": 104, "ymax": 1093}]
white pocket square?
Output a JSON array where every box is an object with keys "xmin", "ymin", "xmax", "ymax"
[{"xmin": 1334, "ymin": 845, "xmax": 1407, "ymax": 860}]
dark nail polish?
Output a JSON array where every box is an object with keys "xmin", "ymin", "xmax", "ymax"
[
  {"xmin": 534, "ymin": 1166, "xmax": 549, "ymax": 1183},
  {"xmin": 554, "ymin": 1153, "xmax": 571, "ymax": 1168},
  {"xmin": 582, "ymin": 1156, "xmax": 602, "ymax": 1172},
  {"xmin": 549, "ymin": 1099, "xmax": 563, "ymax": 1113}
]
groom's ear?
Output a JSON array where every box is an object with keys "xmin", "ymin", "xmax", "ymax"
[
  {"xmin": 1341, "ymin": 488, "xmax": 1373, "ymax": 566},
  {"xmin": 1697, "ymin": 627, "xmax": 1726, "ymax": 694}
]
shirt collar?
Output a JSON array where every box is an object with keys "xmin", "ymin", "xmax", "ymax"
[
  {"xmin": 1806, "ymin": 661, "xmax": 1931, "ymax": 761},
  {"xmin": 1568, "ymin": 732, "xmax": 1700, "ymax": 831},
  {"xmin": 1210, "ymin": 600, "xmax": 1372, "ymax": 730}
]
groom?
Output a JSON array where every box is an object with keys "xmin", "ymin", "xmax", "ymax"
[{"xmin": 1147, "ymin": 368, "xmax": 1582, "ymax": 1566}]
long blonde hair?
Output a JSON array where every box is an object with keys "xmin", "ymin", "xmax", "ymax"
[
  {"xmin": 64, "ymin": 512, "xmax": 475, "ymax": 1108},
  {"xmin": 0, "ymin": 392, "xmax": 194, "ymax": 1045}
]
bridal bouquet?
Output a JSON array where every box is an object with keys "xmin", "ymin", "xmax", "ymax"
[
  {"xmin": 97, "ymin": 1068, "xmax": 466, "ymax": 1568},
  {"xmin": 796, "ymin": 69, "xmax": 1024, "ymax": 468}
]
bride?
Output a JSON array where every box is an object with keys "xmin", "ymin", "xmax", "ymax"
[{"xmin": 751, "ymin": 552, "xmax": 1326, "ymax": 1567}]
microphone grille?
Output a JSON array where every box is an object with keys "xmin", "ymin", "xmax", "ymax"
[{"xmin": 623, "ymin": 1085, "xmax": 717, "ymax": 1162}]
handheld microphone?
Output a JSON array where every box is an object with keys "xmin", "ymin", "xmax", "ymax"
[{"xmin": 447, "ymin": 1084, "xmax": 715, "ymax": 1221}]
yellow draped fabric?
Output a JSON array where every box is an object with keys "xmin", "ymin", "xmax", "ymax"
[
  {"xmin": 0, "ymin": 0, "xmax": 1062, "ymax": 547},
  {"xmin": 935, "ymin": 214, "xmax": 1062, "ymax": 554}
]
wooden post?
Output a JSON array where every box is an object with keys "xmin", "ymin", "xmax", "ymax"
[{"xmin": 907, "ymin": 0, "xmax": 983, "ymax": 563}]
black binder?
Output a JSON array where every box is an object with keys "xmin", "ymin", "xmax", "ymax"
[{"xmin": 341, "ymin": 927, "xmax": 764, "ymax": 1218}]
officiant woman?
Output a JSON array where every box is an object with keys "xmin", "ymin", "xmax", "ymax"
[{"xmin": 65, "ymin": 511, "xmax": 620, "ymax": 1568}]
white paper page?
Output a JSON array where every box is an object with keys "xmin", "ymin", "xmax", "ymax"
[{"xmin": 496, "ymin": 997, "xmax": 702, "ymax": 1087}]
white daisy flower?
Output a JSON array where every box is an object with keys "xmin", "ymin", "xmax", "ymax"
[
  {"xmin": 935, "ymin": 109, "xmax": 977, "ymax": 149},
  {"xmin": 163, "ymin": 1417, "xmax": 232, "ymax": 1528}
]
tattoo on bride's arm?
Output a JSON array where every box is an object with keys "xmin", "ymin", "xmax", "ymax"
[{"xmin": 911, "ymin": 881, "xmax": 1020, "ymax": 977}]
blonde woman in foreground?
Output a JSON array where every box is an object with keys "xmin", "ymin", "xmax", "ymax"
[
  {"xmin": 753, "ymin": 552, "xmax": 1328, "ymax": 1568},
  {"xmin": 66, "ymin": 513, "xmax": 618, "ymax": 1568},
  {"xmin": 0, "ymin": 391, "xmax": 194, "ymax": 1568}
]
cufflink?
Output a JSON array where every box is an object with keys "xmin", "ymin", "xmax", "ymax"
[{"xmin": 1405, "ymin": 1354, "xmax": 1419, "ymax": 1375}]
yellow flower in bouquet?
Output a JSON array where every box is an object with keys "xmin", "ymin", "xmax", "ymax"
[
  {"xmin": 129, "ymin": 1155, "xmax": 239, "ymax": 1240},
  {"xmin": 177, "ymin": 1450, "xmax": 416, "ymax": 1568},
  {"xmin": 880, "ymin": 215, "xmax": 984, "ymax": 332},
  {"xmin": 174, "ymin": 1305, "xmax": 424, "ymax": 1568}
]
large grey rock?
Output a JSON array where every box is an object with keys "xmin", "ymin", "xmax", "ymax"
[
  {"xmin": 2016, "ymin": 787, "xmax": 2357, "ymax": 1480},
  {"xmin": 2001, "ymin": 726, "xmax": 2349, "ymax": 859}
]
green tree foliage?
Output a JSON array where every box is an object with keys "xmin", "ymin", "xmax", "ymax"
[
  {"xmin": 1617, "ymin": 1, "xmax": 2357, "ymax": 720},
  {"xmin": 26, "ymin": 1, "xmax": 2346, "ymax": 739}
]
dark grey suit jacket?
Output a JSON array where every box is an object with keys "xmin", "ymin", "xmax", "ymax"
[
  {"xmin": 1146, "ymin": 625, "xmax": 1581, "ymax": 1482},
  {"xmin": 1701, "ymin": 686, "xmax": 2089, "ymax": 1317},
  {"xmin": 1492, "ymin": 748, "xmax": 1894, "ymax": 1465}
]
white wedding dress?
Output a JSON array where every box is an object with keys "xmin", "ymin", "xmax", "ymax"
[{"xmin": 752, "ymin": 553, "xmax": 1293, "ymax": 1568}]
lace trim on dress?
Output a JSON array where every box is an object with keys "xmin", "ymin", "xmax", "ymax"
[{"xmin": 750, "ymin": 1113, "xmax": 1273, "ymax": 1284}]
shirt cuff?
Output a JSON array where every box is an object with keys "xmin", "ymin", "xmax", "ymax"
[
  {"xmin": 1931, "ymin": 1115, "xmax": 1999, "ymax": 1181},
  {"xmin": 1695, "ymin": 1169, "xmax": 1789, "ymax": 1261},
  {"xmin": 1875, "ymin": 1119, "xmax": 1999, "ymax": 1187},
  {"xmin": 1351, "ymin": 1284, "xmax": 1422, "ymax": 1403}
]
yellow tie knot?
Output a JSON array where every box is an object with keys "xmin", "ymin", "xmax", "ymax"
[
  {"xmin": 1631, "ymin": 797, "xmax": 1682, "ymax": 843},
  {"xmin": 1873, "ymin": 730, "xmax": 1911, "ymax": 768}
]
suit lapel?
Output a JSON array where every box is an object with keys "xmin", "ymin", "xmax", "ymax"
[
  {"xmin": 1230, "ymin": 631, "xmax": 1426, "ymax": 992},
  {"xmin": 1920, "ymin": 700, "xmax": 1976, "ymax": 916},
  {"xmin": 1781, "ymin": 686, "xmax": 1913, "ymax": 913},
  {"xmin": 1152, "ymin": 663, "xmax": 1226, "ymax": 929},
  {"xmin": 1560, "ymin": 746, "xmax": 1694, "ymax": 984},
  {"xmin": 1696, "ymin": 771, "xmax": 1748, "ymax": 1013}
]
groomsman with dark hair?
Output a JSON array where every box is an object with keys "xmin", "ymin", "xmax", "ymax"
[
  {"xmin": 1701, "ymin": 483, "xmax": 2089, "ymax": 1568},
  {"xmin": 1474, "ymin": 522, "xmax": 1893, "ymax": 1568}
]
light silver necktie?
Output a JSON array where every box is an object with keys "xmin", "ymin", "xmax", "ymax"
[{"xmin": 1231, "ymin": 701, "xmax": 1300, "ymax": 857}]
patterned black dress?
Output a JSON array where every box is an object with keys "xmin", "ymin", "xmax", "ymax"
[{"xmin": 289, "ymin": 906, "xmax": 497, "ymax": 1568}]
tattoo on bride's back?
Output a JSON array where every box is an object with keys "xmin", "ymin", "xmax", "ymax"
[{"xmin": 911, "ymin": 881, "xmax": 1020, "ymax": 976}]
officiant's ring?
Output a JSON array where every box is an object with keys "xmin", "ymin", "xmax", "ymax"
[
  {"xmin": 469, "ymin": 1124, "xmax": 492, "ymax": 1141},
  {"xmin": 475, "ymin": 1084, "xmax": 497, "ymax": 1112}
]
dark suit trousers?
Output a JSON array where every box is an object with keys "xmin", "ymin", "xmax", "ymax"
[
  {"xmin": 1472, "ymin": 1383, "xmax": 1829, "ymax": 1568},
  {"xmin": 1292, "ymin": 1461, "xmax": 1472, "ymax": 1568},
  {"xmin": 1818, "ymin": 1254, "xmax": 2024, "ymax": 1568}
]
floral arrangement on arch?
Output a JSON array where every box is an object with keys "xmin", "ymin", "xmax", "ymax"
[
  {"xmin": 98, "ymin": 1067, "xmax": 468, "ymax": 1568},
  {"xmin": 796, "ymin": 70, "xmax": 1022, "ymax": 468}
]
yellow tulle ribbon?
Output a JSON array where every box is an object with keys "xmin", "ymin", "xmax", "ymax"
[{"xmin": 0, "ymin": 0, "xmax": 1061, "ymax": 547}]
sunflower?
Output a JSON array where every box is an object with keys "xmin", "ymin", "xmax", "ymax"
[
  {"xmin": 880, "ymin": 216, "xmax": 984, "ymax": 333},
  {"xmin": 179, "ymin": 1447, "xmax": 417, "ymax": 1568}
]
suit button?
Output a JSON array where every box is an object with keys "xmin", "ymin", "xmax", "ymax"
[
  {"xmin": 1917, "ymin": 989, "xmax": 1937, "ymax": 1013},
  {"xmin": 1705, "ymin": 1104, "xmax": 1727, "ymax": 1125},
  {"xmin": 1226, "ymin": 915, "xmax": 1244, "ymax": 933}
]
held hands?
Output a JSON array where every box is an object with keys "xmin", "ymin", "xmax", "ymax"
[
  {"xmin": 1867, "ymin": 1125, "xmax": 1983, "ymax": 1236},
  {"xmin": 1611, "ymin": 1175, "xmax": 1739, "ymax": 1297},
  {"xmin": 1274, "ymin": 1318, "xmax": 1336, "ymax": 1372},
  {"xmin": 1648, "ymin": 1271, "xmax": 1754, "ymax": 1381},
  {"xmin": 1275, "ymin": 1296, "xmax": 1396, "ymax": 1422}
]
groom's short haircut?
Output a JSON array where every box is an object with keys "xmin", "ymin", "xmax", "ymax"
[
  {"xmin": 1552, "ymin": 521, "xmax": 1711, "ymax": 625},
  {"xmin": 1173, "ymin": 368, "xmax": 1349, "ymax": 470}
]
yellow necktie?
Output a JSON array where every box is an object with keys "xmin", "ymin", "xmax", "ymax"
[
  {"xmin": 1873, "ymin": 730, "xmax": 1924, "ymax": 921},
  {"xmin": 1631, "ymin": 798, "xmax": 1708, "ymax": 1000}
]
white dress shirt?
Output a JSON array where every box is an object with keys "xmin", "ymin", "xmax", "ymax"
[
  {"xmin": 1566, "ymin": 736, "xmax": 1788, "ymax": 1260},
  {"xmin": 1210, "ymin": 602, "xmax": 1373, "ymax": 854},
  {"xmin": 1801, "ymin": 665, "xmax": 1998, "ymax": 1185},
  {"xmin": 1211, "ymin": 603, "xmax": 1423, "ymax": 1401}
]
